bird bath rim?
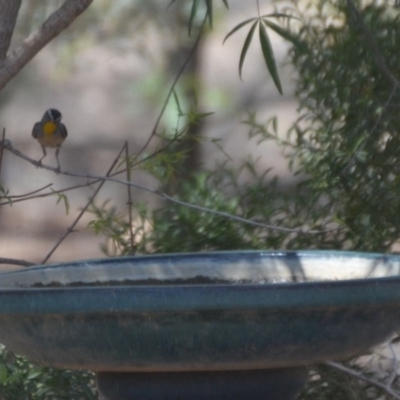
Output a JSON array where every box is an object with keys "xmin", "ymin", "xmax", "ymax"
[
  {"xmin": 0, "ymin": 250, "xmax": 400, "ymax": 373},
  {"xmin": 0, "ymin": 250, "xmax": 400, "ymax": 314}
]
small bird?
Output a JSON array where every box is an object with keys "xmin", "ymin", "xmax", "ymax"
[{"xmin": 32, "ymin": 108, "xmax": 68, "ymax": 170}]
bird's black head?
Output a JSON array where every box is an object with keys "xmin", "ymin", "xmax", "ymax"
[{"xmin": 46, "ymin": 109, "xmax": 62, "ymax": 122}]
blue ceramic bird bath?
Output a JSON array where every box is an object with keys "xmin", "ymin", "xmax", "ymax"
[{"xmin": 1, "ymin": 250, "xmax": 400, "ymax": 399}]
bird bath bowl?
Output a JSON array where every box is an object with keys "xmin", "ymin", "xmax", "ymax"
[{"xmin": 1, "ymin": 251, "xmax": 400, "ymax": 399}]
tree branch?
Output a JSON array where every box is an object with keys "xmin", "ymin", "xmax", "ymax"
[
  {"xmin": 0, "ymin": 0, "xmax": 93, "ymax": 91},
  {"xmin": 325, "ymin": 360, "xmax": 400, "ymax": 399},
  {"xmin": 41, "ymin": 143, "xmax": 127, "ymax": 264},
  {"xmin": 0, "ymin": 257, "xmax": 35, "ymax": 267},
  {"xmin": 1, "ymin": 139, "xmax": 341, "ymax": 235}
]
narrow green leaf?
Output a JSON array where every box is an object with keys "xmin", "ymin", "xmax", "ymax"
[
  {"xmin": 53, "ymin": 189, "xmax": 70, "ymax": 214},
  {"xmin": 27, "ymin": 369, "xmax": 42, "ymax": 380},
  {"xmin": 263, "ymin": 20, "xmax": 305, "ymax": 49},
  {"xmin": 0, "ymin": 365, "xmax": 7, "ymax": 383},
  {"xmin": 189, "ymin": 0, "xmax": 200, "ymax": 36},
  {"xmin": 261, "ymin": 12, "xmax": 300, "ymax": 21},
  {"xmin": 172, "ymin": 90, "xmax": 184, "ymax": 117},
  {"xmin": 259, "ymin": 21, "xmax": 283, "ymax": 94},
  {"xmin": 223, "ymin": 17, "xmax": 257, "ymax": 44},
  {"xmin": 239, "ymin": 21, "xmax": 258, "ymax": 80},
  {"xmin": 205, "ymin": 0, "xmax": 213, "ymax": 28},
  {"xmin": 272, "ymin": 116, "xmax": 278, "ymax": 133},
  {"xmin": 196, "ymin": 111, "xmax": 215, "ymax": 119},
  {"xmin": 222, "ymin": 0, "xmax": 229, "ymax": 9}
]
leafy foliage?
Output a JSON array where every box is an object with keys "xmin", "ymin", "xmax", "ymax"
[
  {"xmin": 0, "ymin": 346, "xmax": 96, "ymax": 400},
  {"xmin": 277, "ymin": 0, "xmax": 400, "ymax": 251},
  {"xmin": 224, "ymin": 12, "xmax": 298, "ymax": 93},
  {"xmin": 298, "ymin": 364, "xmax": 388, "ymax": 400}
]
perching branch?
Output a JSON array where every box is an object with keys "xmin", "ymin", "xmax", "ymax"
[
  {"xmin": 0, "ymin": 0, "xmax": 93, "ymax": 91},
  {"xmin": 1, "ymin": 139, "xmax": 340, "ymax": 235}
]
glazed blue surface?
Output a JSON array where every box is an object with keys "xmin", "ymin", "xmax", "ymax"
[{"xmin": 0, "ymin": 251, "xmax": 399, "ymax": 372}]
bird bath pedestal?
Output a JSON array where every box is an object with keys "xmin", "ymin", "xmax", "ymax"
[{"xmin": 1, "ymin": 251, "xmax": 400, "ymax": 400}]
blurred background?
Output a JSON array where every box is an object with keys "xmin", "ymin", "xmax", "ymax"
[{"xmin": 0, "ymin": 0, "xmax": 298, "ymax": 269}]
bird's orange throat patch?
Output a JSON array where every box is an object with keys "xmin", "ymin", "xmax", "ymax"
[{"xmin": 43, "ymin": 121, "xmax": 57, "ymax": 136}]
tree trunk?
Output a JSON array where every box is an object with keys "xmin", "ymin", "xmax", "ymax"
[{"xmin": 0, "ymin": 0, "xmax": 22, "ymax": 60}]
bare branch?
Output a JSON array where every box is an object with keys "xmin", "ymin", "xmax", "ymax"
[
  {"xmin": 0, "ymin": 0, "xmax": 22, "ymax": 60},
  {"xmin": 7, "ymin": 183, "xmax": 53, "ymax": 199},
  {"xmin": 125, "ymin": 141, "xmax": 135, "ymax": 253},
  {"xmin": 0, "ymin": 0, "xmax": 93, "ymax": 91},
  {"xmin": 0, "ymin": 128, "xmax": 5, "ymax": 178},
  {"xmin": 136, "ymin": 15, "xmax": 207, "ymax": 157},
  {"xmin": 1, "ymin": 139, "xmax": 341, "ymax": 235},
  {"xmin": 386, "ymin": 339, "xmax": 399, "ymax": 386},
  {"xmin": 0, "ymin": 257, "xmax": 35, "ymax": 267},
  {"xmin": 325, "ymin": 360, "xmax": 400, "ymax": 399},
  {"xmin": 41, "ymin": 143, "xmax": 127, "ymax": 264}
]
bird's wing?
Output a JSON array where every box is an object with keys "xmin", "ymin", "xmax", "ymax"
[
  {"xmin": 60, "ymin": 123, "xmax": 68, "ymax": 138},
  {"xmin": 32, "ymin": 122, "xmax": 41, "ymax": 138}
]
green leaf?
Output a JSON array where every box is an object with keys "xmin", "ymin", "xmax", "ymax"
[
  {"xmin": 0, "ymin": 364, "xmax": 7, "ymax": 383},
  {"xmin": 261, "ymin": 12, "xmax": 300, "ymax": 20},
  {"xmin": 221, "ymin": 0, "xmax": 229, "ymax": 9},
  {"xmin": 259, "ymin": 21, "xmax": 283, "ymax": 94},
  {"xmin": 172, "ymin": 90, "xmax": 184, "ymax": 117},
  {"xmin": 272, "ymin": 116, "xmax": 278, "ymax": 133},
  {"xmin": 188, "ymin": 0, "xmax": 200, "ymax": 36},
  {"xmin": 223, "ymin": 17, "xmax": 257, "ymax": 44},
  {"xmin": 262, "ymin": 20, "xmax": 305, "ymax": 49},
  {"xmin": 205, "ymin": 0, "xmax": 213, "ymax": 28},
  {"xmin": 27, "ymin": 368, "xmax": 42, "ymax": 380},
  {"xmin": 52, "ymin": 189, "xmax": 70, "ymax": 214},
  {"xmin": 195, "ymin": 111, "xmax": 215, "ymax": 119},
  {"xmin": 239, "ymin": 21, "xmax": 258, "ymax": 80}
]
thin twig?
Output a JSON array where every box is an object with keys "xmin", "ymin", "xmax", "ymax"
[
  {"xmin": 0, "ymin": 126, "xmax": 189, "ymax": 208},
  {"xmin": 0, "ymin": 128, "xmax": 190, "ymax": 207},
  {"xmin": 7, "ymin": 183, "xmax": 53, "ymax": 199},
  {"xmin": 0, "ymin": 179, "xmax": 106, "ymax": 206},
  {"xmin": 325, "ymin": 361, "xmax": 400, "ymax": 400},
  {"xmin": 0, "ymin": 128, "xmax": 5, "ymax": 179},
  {"xmin": 136, "ymin": 15, "xmax": 207, "ymax": 158},
  {"xmin": 1, "ymin": 140, "xmax": 340, "ymax": 235},
  {"xmin": 159, "ymin": 191, "xmax": 320, "ymax": 234},
  {"xmin": 0, "ymin": 257, "xmax": 35, "ymax": 267},
  {"xmin": 386, "ymin": 339, "xmax": 399, "ymax": 386},
  {"xmin": 40, "ymin": 143, "xmax": 127, "ymax": 264},
  {"xmin": 0, "ymin": 163, "xmax": 130, "ymax": 207},
  {"xmin": 130, "ymin": 125, "xmax": 187, "ymax": 170},
  {"xmin": 125, "ymin": 141, "xmax": 135, "ymax": 253}
]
